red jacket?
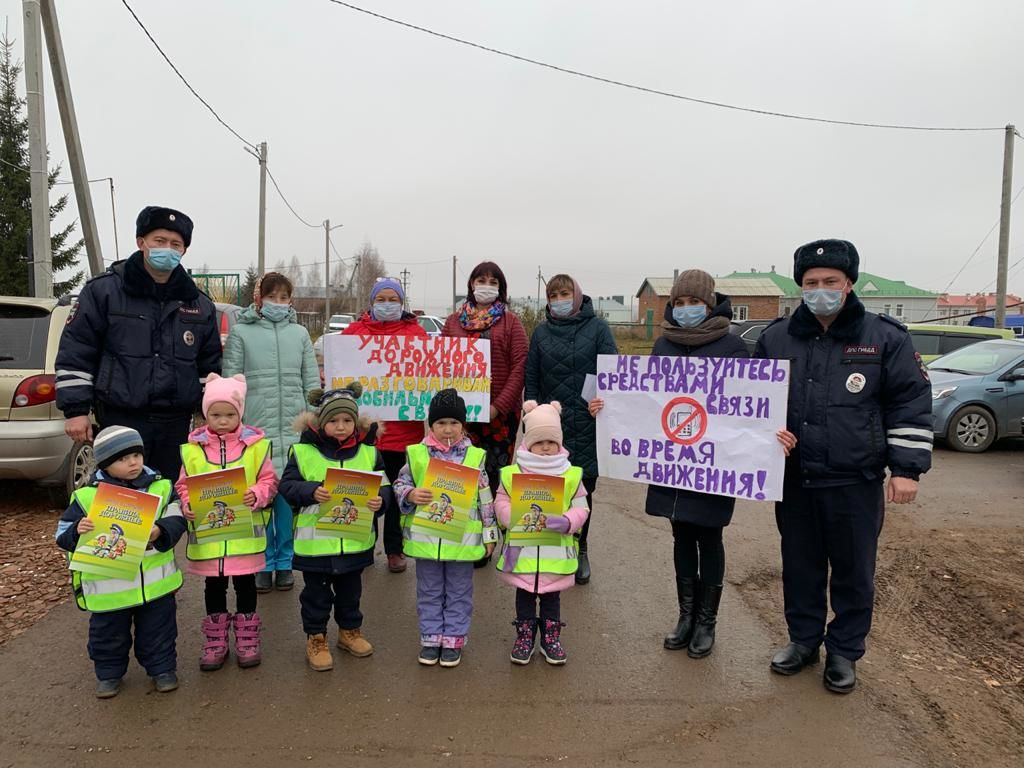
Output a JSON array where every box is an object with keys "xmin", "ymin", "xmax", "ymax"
[
  {"xmin": 343, "ymin": 312, "xmax": 427, "ymax": 453},
  {"xmin": 442, "ymin": 309, "xmax": 528, "ymax": 417}
]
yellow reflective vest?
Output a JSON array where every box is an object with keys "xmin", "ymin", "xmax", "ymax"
[
  {"xmin": 180, "ymin": 440, "xmax": 272, "ymax": 561},
  {"xmin": 70, "ymin": 479, "xmax": 183, "ymax": 613},
  {"xmin": 291, "ymin": 443, "xmax": 385, "ymax": 557},
  {"xmin": 495, "ymin": 464, "xmax": 584, "ymax": 576},
  {"xmin": 401, "ymin": 444, "xmax": 488, "ymax": 562}
]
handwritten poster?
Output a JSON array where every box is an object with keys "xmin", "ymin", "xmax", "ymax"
[
  {"xmin": 595, "ymin": 354, "xmax": 790, "ymax": 502},
  {"xmin": 323, "ymin": 334, "xmax": 491, "ymax": 422}
]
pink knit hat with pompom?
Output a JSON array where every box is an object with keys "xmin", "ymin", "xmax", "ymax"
[
  {"xmin": 202, "ymin": 373, "xmax": 247, "ymax": 419},
  {"xmin": 522, "ymin": 400, "xmax": 563, "ymax": 448}
]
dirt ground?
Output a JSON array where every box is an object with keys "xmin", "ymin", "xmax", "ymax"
[{"xmin": 0, "ymin": 442, "xmax": 1021, "ymax": 767}]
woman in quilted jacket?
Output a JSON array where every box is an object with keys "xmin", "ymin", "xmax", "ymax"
[
  {"xmin": 222, "ymin": 272, "xmax": 321, "ymax": 592},
  {"xmin": 525, "ymin": 274, "xmax": 617, "ymax": 584}
]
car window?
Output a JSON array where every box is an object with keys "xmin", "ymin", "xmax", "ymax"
[
  {"xmin": 418, "ymin": 317, "xmax": 440, "ymax": 333},
  {"xmin": 740, "ymin": 325, "xmax": 765, "ymax": 341},
  {"xmin": 909, "ymin": 332, "xmax": 941, "ymax": 356},
  {"xmin": 0, "ymin": 305, "xmax": 51, "ymax": 369},
  {"xmin": 939, "ymin": 335, "xmax": 984, "ymax": 355},
  {"xmin": 929, "ymin": 343, "xmax": 1024, "ymax": 375}
]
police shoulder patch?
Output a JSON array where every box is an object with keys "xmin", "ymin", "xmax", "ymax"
[{"xmin": 914, "ymin": 351, "xmax": 930, "ymax": 382}]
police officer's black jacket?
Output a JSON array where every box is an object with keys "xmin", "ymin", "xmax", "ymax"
[
  {"xmin": 55, "ymin": 252, "xmax": 222, "ymax": 418},
  {"xmin": 755, "ymin": 293, "xmax": 932, "ymax": 487}
]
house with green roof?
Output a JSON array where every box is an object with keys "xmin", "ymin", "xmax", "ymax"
[{"xmin": 721, "ymin": 269, "xmax": 939, "ymax": 322}]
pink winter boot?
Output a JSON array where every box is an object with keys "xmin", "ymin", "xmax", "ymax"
[
  {"xmin": 233, "ymin": 612, "xmax": 263, "ymax": 668},
  {"xmin": 200, "ymin": 613, "xmax": 231, "ymax": 671}
]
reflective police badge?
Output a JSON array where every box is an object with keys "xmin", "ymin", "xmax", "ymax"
[
  {"xmin": 183, "ymin": 330, "xmax": 195, "ymax": 346},
  {"xmin": 846, "ymin": 373, "xmax": 866, "ymax": 393}
]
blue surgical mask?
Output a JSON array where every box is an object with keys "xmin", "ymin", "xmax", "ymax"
[
  {"xmin": 672, "ymin": 305, "xmax": 707, "ymax": 328},
  {"xmin": 549, "ymin": 299, "xmax": 574, "ymax": 318},
  {"xmin": 802, "ymin": 288, "xmax": 845, "ymax": 317},
  {"xmin": 146, "ymin": 248, "xmax": 182, "ymax": 272},
  {"xmin": 371, "ymin": 301, "xmax": 403, "ymax": 322},
  {"xmin": 261, "ymin": 300, "xmax": 291, "ymax": 323}
]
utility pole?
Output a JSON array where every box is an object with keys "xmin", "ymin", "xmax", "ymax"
[
  {"xmin": 106, "ymin": 178, "xmax": 119, "ymax": 261},
  {"xmin": 995, "ymin": 124, "xmax": 1015, "ymax": 328},
  {"xmin": 323, "ymin": 220, "xmax": 342, "ymax": 323},
  {"xmin": 451, "ymin": 255, "xmax": 457, "ymax": 314},
  {"xmin": 23, "ymin": 0, "xmax": 51, "ymax": 297},
  {"xmin": 536, "ymin": 266, "xmax": 543, "ymax": 311},
  {"xmin": 39, "ymin": 0, "xmax": 102, "ymax": 277},
  {"xmin": 400, "ymin": 268, "xmax": 411, "ymax": 308},
  {"xmin": 257, "ymin": 141, "xmax": 268, "ymax": 274}
]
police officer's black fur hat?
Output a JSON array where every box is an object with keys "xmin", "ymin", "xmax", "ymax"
[
  {"xmin": 793, "ymin": 239, "xmax": 859, "ymax": 285},
  {"xmin": 135, "ymin": 206, "xmax": 193, "ymax": 248}
]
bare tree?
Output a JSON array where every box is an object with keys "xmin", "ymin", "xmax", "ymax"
[
  {"xmin": 307, "ymin": 260, "xmax": 322, "ymax": 292},
  {"xmin": 353, "ymin": 241, "xmax": 386, "ymax": 310},
  {"xmin": 286, "ymin": 254, "xmax": 304, "ymax": 287}
]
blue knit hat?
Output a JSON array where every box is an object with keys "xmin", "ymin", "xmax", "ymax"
[
  {"xmin": 370, "ymin": 277, "xmax": 404, "ymax": 304},
  {"xmin": 93, "ymin": 426, "xmax": 145, "ymax": 469}
]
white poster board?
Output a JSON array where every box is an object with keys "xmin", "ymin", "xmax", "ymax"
[
  {"xmin": 595, "ymin": 354, "xmax": 790, "ymax": 502},
  {"xmin": 324, "ymin": 334, "xmax": 491, "ymax": 422}
]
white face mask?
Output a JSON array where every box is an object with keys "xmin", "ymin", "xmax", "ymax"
[{"xmin": 473, "ymin": 285, "xmax": 499, "ymax": 305}]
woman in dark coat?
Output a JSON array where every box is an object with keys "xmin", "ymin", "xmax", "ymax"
[
  {"xmin": 593, "ymin": 270, "xmax": 786, "ymax": 658},
  {"xmin": 525, "ymin": 273, "xmax": 618, "ymax": 584}
]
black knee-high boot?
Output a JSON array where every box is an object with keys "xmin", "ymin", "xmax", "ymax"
[
  {"xmin": 687, "ymin": 584, "xmax": 723, "ymax": 658},
  {"xmin": 664, "ymin": 577, "xmax": 698, "ymax": 650}
]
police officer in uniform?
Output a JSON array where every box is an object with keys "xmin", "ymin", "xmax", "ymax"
[
  {"xmin": 56, "ymin": 206, "xmax": 221, "ymax": 480},
  {"xmin": 755, "ymin": 239, "xmax": 932, "ymax": 694}
]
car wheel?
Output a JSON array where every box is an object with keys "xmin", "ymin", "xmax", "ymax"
[
  {"xmin": 946, "ymin": 405, "xmax": 997, "ymax": 453},
  {"xmin": 67, "ymin": 441, "xmax": 95, "ymax": 497}
]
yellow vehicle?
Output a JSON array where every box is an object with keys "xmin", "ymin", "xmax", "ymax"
[
  {"xmin": 906, "ymin": 323, "xmax": 1015, "ymax": 363},
  {"xmin": 0, "ymin": 295, "xmax": 94, "ymax": 504}
]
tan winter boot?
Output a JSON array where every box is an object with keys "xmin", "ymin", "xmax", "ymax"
[
  {"xmin": 337, "ymin": 628, "xmax": 374, "ymax": 657},
  {"xmin": 306, "ymin": 633, "xmax": 334, "ymax": 671}
]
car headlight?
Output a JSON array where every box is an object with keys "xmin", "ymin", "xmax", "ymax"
[{"xmin": 932, "ymin": 386, "xmax": 958, "ymax": 400}]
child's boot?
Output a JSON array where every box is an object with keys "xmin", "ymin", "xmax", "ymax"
[
  {"xmin": 337, "ymin": 627, "xmax": 373, "ymax": 657},
  {"xmin": 200, "ymin": 612, "xmax": 231, "ymax": 671},
  {"xmin": 95, "ymin": 678, "xmax": 121, "ymax": 699},
  {"xmin": 539, "ymin": 619, "xmax": 568, "ymax": 665},
  {"xmin": 233, "ymin": 612, "xmax": 263, "ymax": 668},
  {"xmin": 510, "ymin": 618, "xmax": 537, "ymax": 665},
  {"xmin": 306, "ymin": 633, "xmax": 334, "ymax": 671}
]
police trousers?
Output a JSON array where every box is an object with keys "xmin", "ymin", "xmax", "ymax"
[{"xmin": 775, "ymin": 479, "xmax": 884, "ymax": 661}]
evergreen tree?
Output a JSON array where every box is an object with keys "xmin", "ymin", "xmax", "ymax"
[
  {"xmin": 0, "ymin": 34, "xmax": 83, "ymax": 297},
  {"xmin": 240, "ymin": 263, "xmax": 259, "ymax": 306}
]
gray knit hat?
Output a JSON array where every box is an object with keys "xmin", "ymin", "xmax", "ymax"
[
  {"xmin": 313, "ymin": 382, "xmax": 364, "ymax": 430},
  {"xmin": 671, "ymin": 269, "xmax": 716, "ymax": 308},
  {"xmin": 93, "ymin": 426, "xmax": 145, "ymax": 469}
]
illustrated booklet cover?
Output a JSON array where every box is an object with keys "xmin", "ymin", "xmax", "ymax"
[
  {"xmin": 184, "ymin": 466, "xmax": 254, "ymax": 544},
  {"xmin": 315, "ymin": 468, "xmax": 383, "ymax": 541},
  {"xmin": 507, "ymin": 473, "xmax": 566, "ymax": 547},
  {"xmin": 411, "ymin": 458, "xmax": 480, "ymax": 543},
  {"xmin": 70, "ymin": 484, "xmax": 161, "ymax": 580}
]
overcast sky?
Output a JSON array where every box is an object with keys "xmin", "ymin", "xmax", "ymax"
[{"xmin": 6, "ymin": 0, "xmax": 1024, "ymax": 313}]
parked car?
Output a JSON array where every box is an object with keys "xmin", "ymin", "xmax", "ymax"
[
  {"xmin": 328, "ymin": 314, "xmax": 356, "ymax": 333},
  {"xmin": 313, "ymin": 331, "xmax": 341, "ymax": 364},
  {"xmin": 0, "ymin": 296, "xmax": 94, "ymax": 504},
  {"xmin": 907, "ymin": 323, "xmax": 1015, "ymax": 363},
  {"xmin": 929, "ymin": 339, "xmax": 1024, "ymax": 452},
  {"xmin": 214, "ymin": 302, "xmax": 244, "ymax": 348},
  {"xmin": 417, "ymin": 314, "xmax": 444, "ymax": 337},
  {"xmin": 729, "ymin": 319, "xmax": 771, "ymax": 354}
]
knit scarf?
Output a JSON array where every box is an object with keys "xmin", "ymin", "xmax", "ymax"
[
  {"xmin": 458, "ymin": 300, "xmax": 506, "ymax": 332},
  {"xmin": 660, "ymin": 315, "xmax": 731, "ymax": 347},
  {"xmin": 514, "ymin": 445, "xmax": 571, "ymax": 476}
]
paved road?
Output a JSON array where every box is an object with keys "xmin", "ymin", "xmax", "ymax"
[{"xmin": 0, "ymin": 478, "xmax": 926, "ymax": 768}]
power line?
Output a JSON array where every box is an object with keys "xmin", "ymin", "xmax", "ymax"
[
  {"xmin": 938, "ymin": 183, "xmax": 1024, "ymax": 296},
  {"xmin": 264, "ymin": 165, "xmax": 321, "ymax": 229},
  {"xmin": 119, "ymin": 1, "xmax": 256, "ymax": 150},
  {"xmin": 325, "ymin": 1, "xmax": 1004, "ymax": 133},
  {"xmin": 918, "ymin": 300, "xmax": 1024, "ymax": 324}
]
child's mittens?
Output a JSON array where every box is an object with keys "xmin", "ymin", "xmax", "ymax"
[{"xmin": 543, "ymin": 515, "xmax": 571, "ymax": 534}]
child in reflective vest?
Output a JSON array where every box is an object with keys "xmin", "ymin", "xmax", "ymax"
[
  {"xmin": 495, "ymin": 401, "xmax": 589, "ymax": 665},
  {"xmin": 174, "ymin": 374, "xmax": 278, "ymax": 672},
  {"xmin": 278, "ymin": 383, "xmax": 392, "ymax": 672},
  {"xmin": 55, "ymin": 425, "xmax": 187, "ymax": 699},
  {"xmin": 393, "ymin": 388, "xmax": 498, "ymax": 668}
]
